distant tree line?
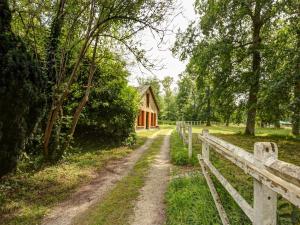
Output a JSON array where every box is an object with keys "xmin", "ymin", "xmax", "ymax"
[
  {"xmin": 0, "ymin": 0, "xmax": 175, "ymax": 177},
  {"xmin": 173, "ymin": 0, "xmax": 300, "ymax": 135}
]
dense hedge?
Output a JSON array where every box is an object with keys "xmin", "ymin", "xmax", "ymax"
[{"xmin": 0, "ymin": 0, "xmax": 46, "ymax": 176}]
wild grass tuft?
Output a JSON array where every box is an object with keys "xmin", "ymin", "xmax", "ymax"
[
  {"xmin": 165, "ymin": 174, "xmax": 221, "ymax": 225},
  {"xmin": 170, "ymin": 131, "xmax": 198, "ymax": 166}
]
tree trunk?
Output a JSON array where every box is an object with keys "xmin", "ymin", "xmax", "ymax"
[
  {"xmin": 245, "ymin": 3, "xmax": 262, "ymax": 136},
  {"xmin": 43, "ymin": 3, "xmax": 96, "ymax": 156},
  {"xmin": 66, "ymin": 36, "xmax": 98, "ymax": 147},
  {"xmin": 292, "ymin": 30, "xmax": 300, "ymax": 135},
  {"xmin": 274, "ymin": 120, "xmax": 280, "ymax": 129},
  {"xmin": 225, "ymin": 116, "xmax": 230, "ymax": 126},
  {"xmin": 206, "ymin": 86, "xmax": 211, "ymax": 126},
  {"xmin": 43, "ymin": 0, "xmax": 66, "ymax": 158}
]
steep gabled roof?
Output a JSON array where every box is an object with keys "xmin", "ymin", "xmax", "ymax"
[{"xmin": 136, "ymin": 85, "xmax": 160, "ymax": 112}]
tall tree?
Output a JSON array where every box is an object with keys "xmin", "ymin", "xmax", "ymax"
[
  {"xmin": 42, "ymin": 0, "xmax": 174, "ymax": 159},
  {"xmin": 0, "ymin": 0, "xmax": 46, "ymax": 176},
  {"xmin": 175, "ymin": 0, "xmax": 281, "ymax": 135},
  {"xmin": 286, "ymin": 0, "xmax": 300, "ymax": 135},
  {"xmin": 161, "ymin": 76, "xmax": 176, "ymax": 120}
]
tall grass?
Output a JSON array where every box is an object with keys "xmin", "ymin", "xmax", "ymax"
[
  {"xmin": 170, "ymin": 131, "xmax": 198, "ymax": 166},
  {"xmin": 165, "ymin": 175, "xmax": 221, "ymax": 225}
]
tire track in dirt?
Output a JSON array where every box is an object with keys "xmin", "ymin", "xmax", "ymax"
[
  {"xmin": 41, "ymin": 130, "xmax": 161, "ymax": 225},
  {"xmin": 130, "ymin": 130, "xmax": 172, "ymax": 225}
]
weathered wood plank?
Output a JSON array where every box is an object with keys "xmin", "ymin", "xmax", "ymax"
[
  {"xmin": 203, "ymin": 157, "xmax": 254, "ymax": 222},
  {"xmin": 198, "ymin": 134, "xmax": 300, "ymax": 208},
  {"xmin": 265, "ymin": 159, "xmax": 300, "ymax": 188},
  {"xmin": 198, "ymin": 155, "xmax": 231, "ymax": 225},
  {"xmin": 253, "ymin": 142, "xmax": 277, "ymax": 225},
  {"xmin": 188, "ymin": 125, "xmax": 192, "ymax": 159}
]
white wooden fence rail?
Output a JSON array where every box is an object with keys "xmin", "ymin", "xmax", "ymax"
[
  {"xmin": 178, "ymin": 121, "xmax": 202, "ymax": 126},
  {"xmin": 176, "ymin": 121, "xmax": 193, "ymax": 159},
  {"xmin": 175, "ymin": 121, "xmax": 300, "ymax": 225}
]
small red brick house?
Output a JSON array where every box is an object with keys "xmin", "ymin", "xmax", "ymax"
[{"xmin": 136, "ymin": 85, "xmax": 159, "ymax": 129}]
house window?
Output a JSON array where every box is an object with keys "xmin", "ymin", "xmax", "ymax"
[{"xmin": 146, "ymin": 93, "xmax": 150, "ymax": 107}]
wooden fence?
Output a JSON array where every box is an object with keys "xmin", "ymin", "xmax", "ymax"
[
  {"xmin": 178, "ymin": 120, "xmax": 203, "ymax": 126},
  {"xmin": 176, "ymin": 121, "xmax": 300, "ymax": 225},
  {"xmin": 177, "ymin": 120, "xmax": 222, "ymax": 126},
  {"xmin": 176, "ymin": 121, "xmax": 193, "ymax": 159}
]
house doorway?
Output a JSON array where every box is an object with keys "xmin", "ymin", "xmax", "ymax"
[{"xmin": 146, "ymin": 112, "xmax": 149, "ymax": 129}]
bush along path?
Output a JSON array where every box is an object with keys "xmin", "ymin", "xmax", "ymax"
[{"xmin": 42, "ymin": 130, "xmax": 161, "ymax": 225}]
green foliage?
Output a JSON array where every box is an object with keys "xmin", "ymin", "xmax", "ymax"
[
  {"xmin": 5, "ymin": 0, "xmax": 175, "ymax": 165},
  {"xmin": 122, "ymin": 132, "xmax": 137, "ymax": 147},
  {"xmin": 173, "ymin": 0, "xmax": 300, "ymax": 134},
  {"xmin": 0, "ymin": 0, "xmax": 46, "ymax": 177},
  {"xmin": 68, "ymin": 53, "xmax": 139, "ymax": 145}
]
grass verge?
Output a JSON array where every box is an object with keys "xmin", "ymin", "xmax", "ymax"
[
  {"xmin": 74, "ymin": 130, "xmax": 169, "ymax": 225},
  {"xmin": 0, "ymin": 130, "xmax": 157, "ymax": 225},
  {"xmin": 165, "ymin": 174, "xmax": 221, "ymax": 225},
  {"xmin": 170, "ymin": 131, "xmax": 198, "ymax": 166}
]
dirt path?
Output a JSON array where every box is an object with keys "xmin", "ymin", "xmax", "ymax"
[
  {"xmin": 130, "ymin": 130, "xmax": 172, "ymax": 225},
  {"xmin": 41, "ymin": 130, "xmax": 161, "ymax": 225}
]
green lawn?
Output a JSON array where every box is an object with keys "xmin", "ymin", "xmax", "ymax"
[
  {"xmin": 0, "ymin": 129, "xmax": 157, "ymax": 225},
  {"xmin": 166, "ymin": 126, "xmax": 300, "ymax": 225},
  {"xmin": 192, "ymin": 124, "xmax": 294, "ymax": 137}
]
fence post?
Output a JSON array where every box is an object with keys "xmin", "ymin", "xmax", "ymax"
[
  {"xmin": 183, "ymin": 123, "xmax": 186, "ymax": 143},
  {"xmin": 180, "ymin": 122, "xmax": 183, "ymax": 139},
  {"xmin": 202, "ymin": 129, "xmax": 209, "ymax": 161},
  {"xmin": 188, "ymin": 125, "xmax": 192, "ymax": 159},
  {"xmin": 181, "ymin": 122, "xmax": 184, "ymax": 140},
  {"xmin": 253, "ymin": 142, "xmax": 278, "ymax": 225}
]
